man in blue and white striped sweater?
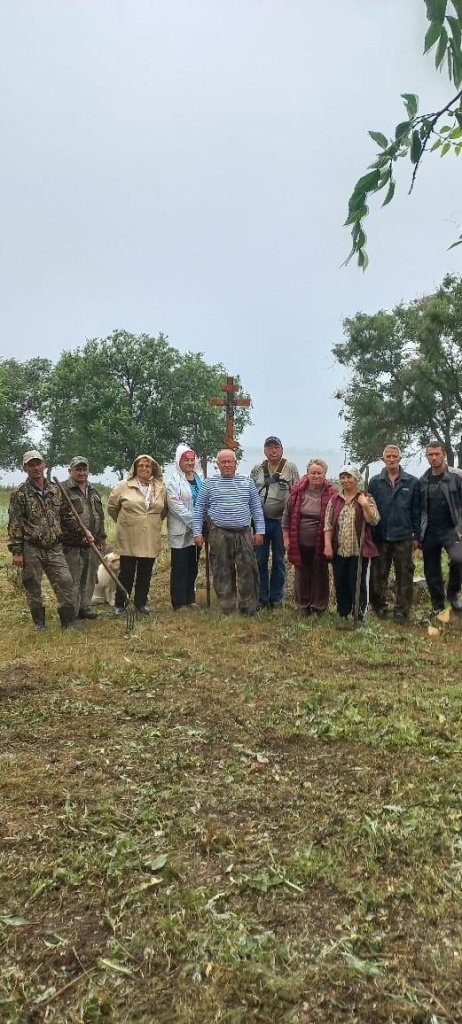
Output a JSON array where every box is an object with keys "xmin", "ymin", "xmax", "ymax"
[{"xmin": 193, "ymin": 450, "xmax": 265, "ymax": 615}]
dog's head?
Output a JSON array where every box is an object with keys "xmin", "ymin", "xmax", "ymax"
[{"xmin": 105, "ymin": 552, "xmax": 121, "ymax": 572}]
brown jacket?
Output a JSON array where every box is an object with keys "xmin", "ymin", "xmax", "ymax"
[{"xmin": 108, "ymin": 455, "xmax": 167, "ymax": 558}]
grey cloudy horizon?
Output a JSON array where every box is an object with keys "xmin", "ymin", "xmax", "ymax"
[{"xmin": 1, "ymin": 0, "xmax": 461, "ymax": 482}]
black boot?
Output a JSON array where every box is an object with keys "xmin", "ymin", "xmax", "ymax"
[
  {"xmin": 31, "ymin": 607, "xmax": 46, "ymax": 632},
  {"xmin": 58, "ymin": 606, "xmax": 83, "ymax": 630}
]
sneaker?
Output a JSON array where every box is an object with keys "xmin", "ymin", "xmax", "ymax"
[
  {"xmin": 78, "ymin": 609, "xmax": 99, "ymax": 620},
  {"xmin": 450, "ymin": 598, "xmax": 462, "ymax": 612},
  {"xmin": 374, "ymin": 608, "xmax": 391, "ymax": 619},
  {"xmin": 136, "ymin": 606, "xmax": 151, "ymax": 616},
  {"xmin": 113, "ymin": 607, "xmax": 126, "ymax": 618},
  {"xmin": 393, "ymin": 611, "xmax": 408, "ymax": 626},
  {"xmin": 33, "ymin": 622, "xmax": 46, "ymax": 633}
]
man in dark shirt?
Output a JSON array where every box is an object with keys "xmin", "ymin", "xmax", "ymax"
[
  {"xmin": 368, "ymin": 444, "xmax": 420, "ymax": 624},
  {"xmin": 420, "ymin": 441, "xmax": 462, "ymax": 616}
]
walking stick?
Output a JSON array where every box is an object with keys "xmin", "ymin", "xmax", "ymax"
[
  {"xmin": 353, "ymin": 465, "xmax": 370, "ymax": 627},
  {"xmin": 53, "ymin": 477, "xmax": 136, "ymax": 631},
  {"xmin": 200, "ymin": 453, "xmax": 211, "ymax": 606}
]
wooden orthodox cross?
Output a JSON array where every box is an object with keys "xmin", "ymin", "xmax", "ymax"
[{"xmin": 210, "ymin": 376, "xmax": 251, "ymax": 450}]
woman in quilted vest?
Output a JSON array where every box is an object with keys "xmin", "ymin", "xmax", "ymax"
[
  {"xmin": 324, "ymin": 465, "xmax": 380, "ymax": 621},
  {"xmin": 282, "ymin": 458, "xmax": 337, "ymax": 617}
]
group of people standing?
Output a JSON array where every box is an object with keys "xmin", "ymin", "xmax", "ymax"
[{"xmin": 6, "ymin": 438, "xmax": 462, "ymax": 630}]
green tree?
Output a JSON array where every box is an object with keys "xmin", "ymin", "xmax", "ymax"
[
  {"xmin": 40, "ymin": 331, "xmax": 251, "ymax": 476},
  {"xmin": 346, "ymin": 1, "xmax": 462, "ymax": 268},
  {"xmin": 333, "ymin": 274, "xmax": 462, "ymax": 466},
  {"xmin": 0, "ymin": 357, "xmax": 51, "ymax": 470}
]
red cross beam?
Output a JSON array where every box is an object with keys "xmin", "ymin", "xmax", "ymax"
[{"xmin": 210, "ymin": 376, "xmax": 251, "ymax": 451}]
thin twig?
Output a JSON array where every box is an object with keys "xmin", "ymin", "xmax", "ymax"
[{"xmin": 410, "ymin": 88, "xmax": 462, "ymax": 193}]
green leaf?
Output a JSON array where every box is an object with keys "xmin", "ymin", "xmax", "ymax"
[
  {"xmin": 431, "ymin": 138, "xmax": 443, "ymax": 150},
  {"xmin": 435, "ymin": 25, "xmax": 449, "ymax": 68},
  {"xmin": 355, "ymin": 169, "xmax": 382, "ymax": 192},
  {"xmin": 0, "ymin": 915, "xmax": 28, "ymax": 927},
  {"xmin": 401, "ymin": 93, "xmax": 419, "ymax": 118},
  {"xmin": 441, "ymin": 141, "xmax": 451, "ymax": 154},
  {"xmin": 455, "ymin": 109, "xmax": 462, "ymax": 129},
  {"xmin": 99, "ymin": 958, "xmax": 134, "ymax": 976},
  {"xmin": 410, "ymin": 130, "xmax": 422, "ymax": 163},
  {"xmin": 395, "ymin": 121, "xmax": 412, "ymax": 141},
  {"xmin": 455, "ymin": 143, "xmax": 462, "ymax": 153},
  {"xmin": 447, "ymin": 15, "xmax": 461, "ymax": 49},
  {"xmin": 368, "ymin": 130, "xmax": 389, "ymax": 148},
  {"xmin": 147, "ymin": 853, "xmax": 168, "ymax": 872},
  {"xmin": 357, "ymin": 249, "xmax": 369, "ymax": 271},
  {"xmin": 449, "ymin": 125, "xmax": 462, "ymax": 138},
  {"xmin": 448, "ymin": 234, "xmax": 462, "ymax": 249},
  {"xmin": 382, "ymin": 180, "xmax": 396, "ymax": 207},
  {"xmin": 425, "ymin": 0, "xmax": 447, "ymax": 21},
  {"xmin": 450, "ymin": 37, "xmax": 462, "ymax": 85},
  {"xmin": 345, "ymin": 203, "xmax": 368, "ymax": 226},
  {"xmin": 424, "ymin": 20, "xmax": 443, "ymax": 52}
]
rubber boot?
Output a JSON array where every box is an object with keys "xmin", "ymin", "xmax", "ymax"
[
  {"xmin": 31, "ymin": 607, "xmax": 46, "ymax": 632},
  {"xmin": 58, "ymin": 605, "xmax": 83, "ymax": 630}
]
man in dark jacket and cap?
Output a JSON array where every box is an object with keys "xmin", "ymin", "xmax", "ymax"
[
  {"xmin": 61, "ymin": 457, "xmax": 106, "ymax": 620},
  {"xmin": 419, "ymin": 441, "xmax": 462, "ymax": 618}
]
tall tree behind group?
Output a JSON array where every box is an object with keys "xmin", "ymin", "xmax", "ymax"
[
  {"xmin": 39, "ymin": 331, "xmax": 251, "ymax": 476},
  {"xmin": 333, "ymin": 274, "xmax": 462, "ymax": 467},
  {"xmin": 0, "ymin": 357, "xmax": 52, "ymax": 470}
]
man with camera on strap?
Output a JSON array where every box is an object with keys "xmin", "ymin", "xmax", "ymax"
[{"xmin": 251, "ymin": 436, "xmax": 299, "ymax": 609}]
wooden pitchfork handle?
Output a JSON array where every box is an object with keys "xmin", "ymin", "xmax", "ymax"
[
  {"xmin": 53, "ymin": 477, "xmax": 131, "ymax": 604},
  {"xmin": 353, "ymin": 465, "xmax": 370, "ymax": 627}
]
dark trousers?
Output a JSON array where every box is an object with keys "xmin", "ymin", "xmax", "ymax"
[
  {"xmin": 370, "ymin": 540, "xmax": 415, "ymax": 617},
  {"xmin": 255, "ymin": 517, "xmax": 286, "ymax": 606},
  {"xmin": 115, "ymin": 556, "xmax": 155, "ymax": 609},
  {"xmin": 208, "ymin": 525, "xmax": 259, "ymax": 613},
  {"xmin": 170, "ymin": 546, "xmax": 199, "ymax": 609},
  {"xmin": 333, "ymin": 555, "xmax": 371, "ymax": 618},
  {"xmin": 422, "ymin": 531, "xmax": 462, "ymax": 610},
  {"xmin": 294, "ymin": 546, "xmax": 330, "ymax": 612}
]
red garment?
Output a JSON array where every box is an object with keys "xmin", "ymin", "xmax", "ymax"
[
  {"xmin": 329, "ymin": 492, "xmax": 378, "ymax": 558},
  {"xmin": 287, "ymin": 477, "xmax": 337, "ymax": 567}
]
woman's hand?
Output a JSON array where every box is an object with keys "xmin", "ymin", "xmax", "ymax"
[{"xmin": 324, "ymin": 541, "xmax": 334, "ymax": 560}]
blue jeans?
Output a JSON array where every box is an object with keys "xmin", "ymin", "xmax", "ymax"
[{"xmin": 255, "ymin": 517, "xmax": 286, "ymax": 606}]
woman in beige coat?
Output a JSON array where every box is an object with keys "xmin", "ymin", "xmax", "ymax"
[{"xmin": 108, "ymin": 454, "xmax": 167, "ymax": 616}]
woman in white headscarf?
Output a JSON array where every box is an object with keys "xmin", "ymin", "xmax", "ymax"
[
  {"xmin": 108, "ymin": 454, "xmax": 167, "ymax": 616},
  {"xmin": 166, "ymin": 444, "xmax": 203, "ymax": 610}
]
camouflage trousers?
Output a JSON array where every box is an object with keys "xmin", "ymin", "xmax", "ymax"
[
  {"xmin": 63, "ymin": 546, "xmax": 99, "ymax": 615},
  {"xmin": 22, "ymin": 541, "xmax": 75, "ymax": 616},
  {"xmin": 208, "ymin": 525, "xmax": 260, "ymax": 614},
  {"xmin": 370, "ymin": 540, "xmax": 415, "ymax": 616}
]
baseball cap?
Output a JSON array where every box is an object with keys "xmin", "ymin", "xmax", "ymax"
[
  {"xmin": 264, "ymin": 436, "xmax": 282, "ymax": 447},
  {"xmin": 23, "ymin": 450, "xmax": 44, "ymax": 465},
  {"xmin": 69, "ymin": 456, "xmax": 89, "ymax": 468}
]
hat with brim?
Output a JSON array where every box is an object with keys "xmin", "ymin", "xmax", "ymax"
[
  {"xmin": 339, "ymin": 464, "xmax": 362, "ymax": 482},
  {"xmin": 23, "ymin": 450, "xmax": 44, "ymax": 465},
  {"xmin": 69, "ymin": 456, "xmax": 89, "ymax": 468}
]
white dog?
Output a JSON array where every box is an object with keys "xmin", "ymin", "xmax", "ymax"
[{"xmin": 91, "ymin": 551, "xmax": 121, "ymax": 607}]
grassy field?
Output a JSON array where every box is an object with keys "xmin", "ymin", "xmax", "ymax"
[{"xmin": 0, "ymin": 486, "xmax": 461, "ymax": 1023}]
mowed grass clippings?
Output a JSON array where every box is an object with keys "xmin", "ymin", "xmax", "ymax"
[{"xmin": 0, "ymin": 531, "xmax": 461, "ymax": 1023}]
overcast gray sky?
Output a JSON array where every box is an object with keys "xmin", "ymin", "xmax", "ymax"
[{"xmin": 1, "ymin": 0, "xmax": 461, "ymax": 476}]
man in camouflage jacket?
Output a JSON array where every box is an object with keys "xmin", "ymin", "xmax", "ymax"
[
  {"xmin": 61, "ymin": 457, "xmax": 106, "ymax": 619},
  {"xmin": 7, "ymin": 451, "xmax": 87, "ymax": 631}
]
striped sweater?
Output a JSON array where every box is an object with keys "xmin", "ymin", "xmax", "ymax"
[{"xmin": 193, "ymin": 476, "xmax": 265, "ymax": 535}]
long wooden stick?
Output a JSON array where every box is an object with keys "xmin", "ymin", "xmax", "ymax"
[
  {"xmin": 200, "ymin": 453, "xmax": 211, "ymax": 606},
  {"xmin": 53, "ymin": 477, "xmax": 130, "ymax": 604},
  {"xmin": 353, "ymin": 465, "xmax": 370, "ymax": 627}
]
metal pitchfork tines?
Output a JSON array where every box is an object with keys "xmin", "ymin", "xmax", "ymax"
[{"xmin": 53, "ymin": 477, "xmax": 136, "ymax": 632}]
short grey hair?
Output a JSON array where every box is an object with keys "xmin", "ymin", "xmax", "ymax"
[
  {"xmin": 307, "ymin": 458, "xmax": 328, "ymax": 472},
  {"xmin": 382, "ymin": 444, "xmax": 401, "ymax": 457}
]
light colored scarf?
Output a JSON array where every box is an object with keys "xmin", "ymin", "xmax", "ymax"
[{"xmin": 136, "ymin": 478, "xmax": 153, "ymax": 510}]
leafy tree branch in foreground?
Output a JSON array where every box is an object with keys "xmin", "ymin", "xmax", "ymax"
[{"xmin": 346, "ymin": 0, "xmax": 462, "ymax": 268}]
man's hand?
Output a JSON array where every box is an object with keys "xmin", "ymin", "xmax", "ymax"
[
  {"xmin": 85, "ymin": 530, "xmax": 94, "ymax": 544},
  {"xmin": 194, "ymin": 535, "xmax": 204, "ymax": 548},
  {"xmin": 412, "ymin": 539, "xmax": 420, "ymax": 551},
  {"xmin": 12, "ymin": 554, "xmax": 24, "ymax": 567},
  {"xmin": 324, "ymin": 541, "xmax": 334, "ymax": 560},
  {"xmin": 253, "ymin": 533, "xmax": 264, "ymax": 546}
]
